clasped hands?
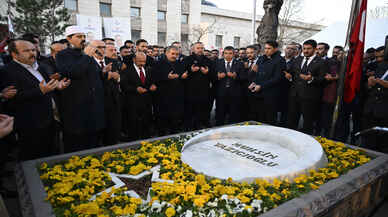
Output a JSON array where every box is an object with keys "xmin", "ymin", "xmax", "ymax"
[
  {"xmin": 137, "ymin": 84, "xmax": 157, "ymax": 94},
  {"xmin": 217, "ymin": 71, "xmax": 237, "ymax": 80}
]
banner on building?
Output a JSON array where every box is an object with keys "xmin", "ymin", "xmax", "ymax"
[
  {"xmin": 103, "ymin": 17, "xmax": 131, "ymax": 47},
  {"xmin": 76, "ymin": 14, "xmax": 102, "ymax": 42}
]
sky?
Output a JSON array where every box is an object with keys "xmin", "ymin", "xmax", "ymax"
[{"xmin": 211, "ymin": 0, "xmax": 387, "ymax": 26}]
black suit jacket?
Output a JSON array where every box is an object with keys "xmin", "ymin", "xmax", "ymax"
[
  {"xmin": 183, "ymin": 54, "xmax": 215, "ymax": 101},
  {"xmin": 152, "ymin": 58, "xmax": 185, "ymax": 117},
  {"xmin": 215, "ymin": 59, "xmax": 243, "ymax": 97},
  {"xmin": 56, "ymin": 48, "xmax": 106, "ymax": 134},
  {"xmin": 103, "ymin": 57, "xmax": 121, "ymax": 111},
  {"xmin": 289, "ymin": 56, "xmax": 328, "ymax": 101},
  {"xmin": 121, "ymin": 63, "xmax": 154, "ymax": 115},
  {"xmin": 2, "ymin": 61, "xmax": 54, "ymax": 131}
]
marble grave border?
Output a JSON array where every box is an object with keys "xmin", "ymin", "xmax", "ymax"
[{"xmin": 15, "ymin": 122, "xmax": 388, "ymax": 217}]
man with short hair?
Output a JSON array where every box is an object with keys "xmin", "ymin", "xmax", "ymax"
[
  {"xmin": 102, "ymin": 38, "xmax": 115, "ymax": 46},
  {"xmin": 183, "ymin": 42, "xmax": 214, "ymax": 130},
  {"xmin": 210, "ymin": 49, "xmax": 219, "ymax": 61},
  {"xmin": 332, "ymin": 45, "xmax": 344, "ymax": 59},
  {"xmin": 152, "ymin": 46, "xmax": 185, "ymax": 135},
  {"xmin": 3, "ymin": 39, "xmax": 70, "ymax": 160},
  {"xmin": 171, "ymin": 41, "xmax": 185, "ymax": 62},
  {"xmin": 119, "ymin": 46, "xmax": 131, "ymax": 59},
  {"xmin": 238, "ymin": 48, "xmax": 247, "ymax": 62},
  {"xmin": 278, "ymin": 42, "xmax": 298, "ymax": 126},
  {"xmin": 251, "ymin": 41, "xmax": 285, "ymax": 125},
  {"xmin": 105, "ymin": 44, "xmax": 118, "ymax": 60},
  {"xmin": 286, "ymin": 39, "xmax": 328, "ymax": 134},
  {"xmin": 121, "ymin": 52, "xmax": 157, "ymax": 140},
  {"xmin": 240, "ymin": 45, "xmax": 259, "ymax": 121},
  {"xmin": 317, "ymin": 42, "xmax": 330, "ymax": 59},
  {"xmin": 21, "ymin": 33, "xmax": 49, "ymax": 63},
  {"xmin": 88, "ymin": 41, "xmax": 121, "ymax": 146},
  {"xmin": 215, "ymin": 46, "xmax": 243, "ymax": 125}
]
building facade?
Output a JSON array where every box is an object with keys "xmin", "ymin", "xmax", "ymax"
[{"xmin": 1, "ymin": 0, "xmax": 324, "ymax": 50}]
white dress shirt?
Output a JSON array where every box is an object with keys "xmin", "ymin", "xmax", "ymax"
[
  {"xmin": 300, "ymin": 55, "xmax": 316, "ymax": 69},
  {"xmin": 14, "ymin": 60, "xmax": 44, "ymax": 83},
  {"xmin": 224, "ymin": 59, "xmax": 233, "ymax": 71},
  {"xmin": 133, "ymin": 64, "xmax": 146, "ymax": 78}
]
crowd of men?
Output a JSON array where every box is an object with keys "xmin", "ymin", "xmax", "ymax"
[{"xmin": 0, "ymin": 25, "xmax": 387, "ymax": 166}]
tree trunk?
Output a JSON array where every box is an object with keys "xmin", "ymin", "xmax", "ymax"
[{"xmin": 256, "ymin": 0, "xmax": 283, "ymax": 45}]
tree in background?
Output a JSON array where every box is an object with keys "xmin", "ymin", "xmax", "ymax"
[
  {"xmin": 11, "ymin": 0, "xmax": 70, "ymax": 43},
  {"xmin": 256, "ymin": 0, "xmax": 284, "ymax": 44}
]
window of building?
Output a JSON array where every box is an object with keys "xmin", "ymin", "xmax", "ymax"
[
  {"xmin": 100, "ymin": 2, "xmax": 112, "ymax": 17},
  {"xmin": 234, "ymin": 36, "xmax": 240, "ymax": 48},
  {"xmin": 181, "ymin": 14, "xmax": 189, "ymax": 24},
  {"xmin": 131, "ymin": 7, "xmax": 141, "ymax": 17},
  {"xmin": 158, "ymin": 11, "xmax": 166, "ymax": 21},
  {"xmin": 131, "ymin": 30, "xmax": 141, "ymax": 42},
  {"xmin": 181, "ymin": 34, "xmax": 189, "ymax": 43},
  {"xmin": 64, "ymin": 0, "xmax": 78, "ymax": 11},
  {"xmin": 158, "ymin": 32, "xmax": 167, "ymax": 46},
  {"xmin": 216, "ymin": 35, "xmax": 223, "ymax": 48}
]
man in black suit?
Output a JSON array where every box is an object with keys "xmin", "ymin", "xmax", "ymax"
[
  {"xmin": 251, "ymin": 41, "xmax": 286, "ymax": 125},
  {"xmin": 121, "ymin": 52, "xmax": 157, "ymax": 140},
  {"xmin": 278, "ymin": 42, "xmax": 298, "ymax": 126},
  {"xmin": 240, "ymin": 45, "xmax": 259, "ymax": 121},
  {"xmin": 88, "ymin": 41, "xmax": 121, "ymax": 146},
  {"xmin": 285, "ymin": 39, "xmax": 328, "ymax": 134},
  {"xmin": 3, "ymin": 39, "xmax": 70, "ymax": 160},
  {"xmin": 183, "ymin": 42, "xmax": 215, "ymax": 130},
  {"xmin": 56, "ymin": 26, "xmax": 108, "ymax": 152},
  {"xmin": 152, "ymin": 46, "xmax": 185, "ymax": 135},
  {"xmin": 215, "ymin": 46, "xmax": 243, "ymax": 125}
]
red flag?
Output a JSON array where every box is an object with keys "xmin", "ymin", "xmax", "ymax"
[{"xmin": 344, "ymin": 0, "xmax": 368, "ymax": 103}]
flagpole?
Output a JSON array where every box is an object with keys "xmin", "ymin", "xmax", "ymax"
[
  {"xmin": 329, "ymin": 0, "xmax": 361, "ymax": 138},
  {"xmin": 251, "ymin": 0, "xmax": 257, "ymax": 44}
]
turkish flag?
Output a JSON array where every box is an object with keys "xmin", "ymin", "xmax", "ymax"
[{"xmin": 344, "ymin": 0, "xmax": 368, "ymax": 103}]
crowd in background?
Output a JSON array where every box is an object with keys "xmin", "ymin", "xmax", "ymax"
[{"xmin": 0, "ymin": 25, "xmax": 387, "ymax": 166}]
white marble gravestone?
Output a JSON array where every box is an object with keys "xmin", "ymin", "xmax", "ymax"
[{"xmin": 181, "ymin": 125, "xmax": 328, "ymax": 183}]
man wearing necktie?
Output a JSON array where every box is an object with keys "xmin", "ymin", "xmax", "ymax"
[
  {"xmin": 286, "ymin": 39, "xmax": 327, "ymax": 135},
  {"xmin": 121, "ymin": 52, "xmax": 157, "ymax": 141},
  {"xmin": 215, "ymin": 46, "xmax": 243, "ymax": 126},
  {"xmin": 87, "ymin": 41, "xmax": 121, "ymax": 146},
  {"xmin": 240, "ymin": 45, "xmax": 259, "ymax": 121}
]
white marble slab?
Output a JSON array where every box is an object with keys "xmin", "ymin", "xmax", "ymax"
[{"xmin": 181, "ymin": 125, "xmax": 328, "ymax": 183}]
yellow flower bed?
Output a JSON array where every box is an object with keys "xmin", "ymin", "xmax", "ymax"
[{"xmin": 39, "ymin": 133, "xmax": 371, "ymax": 217}]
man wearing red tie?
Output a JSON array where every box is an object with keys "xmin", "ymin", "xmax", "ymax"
[{"xmin": 121, "ymin": 52, "xmax": 157, "ymax": 140}]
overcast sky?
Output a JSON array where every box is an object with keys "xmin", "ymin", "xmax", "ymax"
[{"xmin": 211, "ymin": 0, "xmax": 387, "ymax": 25}]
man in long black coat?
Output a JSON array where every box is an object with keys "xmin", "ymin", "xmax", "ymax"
[
  {"xmin": 182, "ymin": 42, "xmax": 215, "ymax": 130},
  {"xmin": 56, "ymin": 26, "xmax": 108, "ymax": 152},
  {"xmin": 152, "ymin": 46, "xmax": 185, "ymax": 135},
  {"xmin": 121, "ymin": 52, "xmax": 157, "ymax": 140}
]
